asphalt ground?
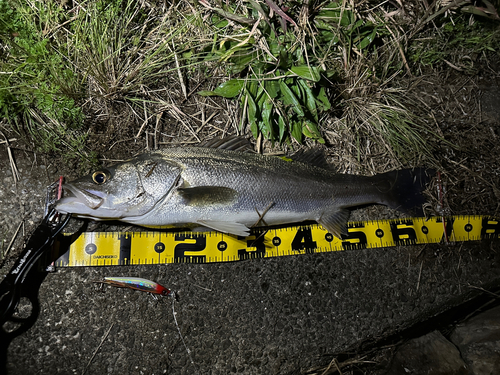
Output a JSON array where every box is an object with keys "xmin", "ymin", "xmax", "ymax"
[{"xmin": 1, "ymin": 150, "xmax": 499, "ymax": 375}]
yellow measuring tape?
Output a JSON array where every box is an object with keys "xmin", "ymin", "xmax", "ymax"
[{"xmin": 53, "ymin": 215, "xmax": 499, "ymax": 267}]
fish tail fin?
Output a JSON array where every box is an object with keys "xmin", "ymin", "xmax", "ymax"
[{"xmin": 375, "ymin": 168, "xmax": 435, "ymax": 216}]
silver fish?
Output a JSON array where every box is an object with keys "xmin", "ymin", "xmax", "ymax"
[{"xmin": 55, "ymin": 140, "xmax": 432, "ymax": 238}]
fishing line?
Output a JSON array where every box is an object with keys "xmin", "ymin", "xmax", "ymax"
[
  {"xmin": 81, "ymin": 323, "xmax": 115, "ymax": 375},
  {"xmin": 170, "ymin": 295, "xmax": 198, "ymax": 374},
  {"xmin": 88, "ymin": 279, "xmax": 196, "ymax": 373}
]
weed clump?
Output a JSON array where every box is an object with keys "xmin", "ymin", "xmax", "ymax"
[
  {"xmin": 0, "ymin": 0, "xmax": 498, "ymax": 169},
  {"xmin": 198, "ymin": 1, "xmax": 385, "ymax": 145},
  {"xmin": 0, "ymin": 0, "xmax": 88, "ymax": 162}
]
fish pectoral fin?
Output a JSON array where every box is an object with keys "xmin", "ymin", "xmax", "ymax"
[
  {"xmin": 178, "ymin": 186, "xmax": 238, "ymax": 206},
  {"xmin": 318, "ymin": 209, "xmax": 351, "ymax": 239},
  {"xmin": 197, "ymin": 220, "xmax": 250, "ymax": 237}
]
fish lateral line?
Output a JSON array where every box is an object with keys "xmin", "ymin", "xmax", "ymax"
[{"xmin": 55, "ymin": 140, "xmax": 435, "ymax": 239}]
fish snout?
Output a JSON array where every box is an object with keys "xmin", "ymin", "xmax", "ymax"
[{"xmin": 61, "ymin": 184, "xmax": 105, "ymax": 209}]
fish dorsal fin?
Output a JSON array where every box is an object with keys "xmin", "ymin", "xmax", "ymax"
[
  {"xmin": 196, "ymin": 220, "xmax": 251, "ymax": 237},
  {"xmin": 318, "ymin": 208, "xmax": 351, "ymax": 239},
  {"xmin": 178, "ymin": 186, "xmax": 238, "ymax": 206},
  {"xmin": 290, "ymin": 148, "xmax": 330, "ymax": 169},
  {"xmin": 198, "ymin": 136, "xmax": 254, "ymax": 153}
]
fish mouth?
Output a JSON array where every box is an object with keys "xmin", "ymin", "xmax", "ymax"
[
  {"xmin": 61, "ymin": 184, "xmax": 105, "ymax": 209},
  {"xmin": 55, "ymin": 184, "xmax": 122, "ymax": 219}
]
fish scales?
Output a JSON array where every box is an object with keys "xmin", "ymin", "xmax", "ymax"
[
  {"xmin": 55, "ymin": 143, "xmax": 433, "ymax": 238},
  {"xmin": 121, "ymin": 148, "xmax": 380, "ymax": 230}
]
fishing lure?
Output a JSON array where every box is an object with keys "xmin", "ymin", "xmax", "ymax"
[{"xmin": 95, "ymin": 277, "xmax": 173, "ymax": 298}]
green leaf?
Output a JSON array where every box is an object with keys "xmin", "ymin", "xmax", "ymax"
[
  {"xmin": 198, "ymin": 79, "xmax": 244, "ymax": 98},
  {"xmin": 214, "ymin": 19, "xmax": 229, "ymax": 28},
  {"xmin": 302, "ymin": 120, "xmax": 325, "ymax": 143},
  {"xmin": 230, "ymin": 53, "xmax": 255, "ymax": 74},
  {"xmin": 246, "ymin": 92, "xmax": 259, "ymax": 129},
  {"xmin": 316, "ymin": 3, "xmax": 353, "ymax": 26},
  {"xmin": 291, "ymin": 80, "xmax": 302, "ymax": 101},
  {"xmin": 265, "ymin": 80, "xmax": 280, "ymax": 98},
  {"xmin": 278, "ymin": 48, "xmax": 290, "ymax": 70},
  {"xmin": 247, "ymin": 80, "xmax": 258, "ymax": 97},
  {"xmin": 261, "ymin": 99, "xmax": 274, "ymax": 139},
  {"xmin": 298, "ymin": 80, "xmax": 318, "ymax": 122},
  {"xmin": 269, "ymin": 41, "xmax": 281, "ymax": 57},
  {"xmin": 246, "ymin": 91, "xmax": 260, "ymax": 139},
  {"xmin": 291, "ymin": 65, "xmax": 321, "ymax": 82},
  {"xmin": 291, "ymin": 120, "xmax": 302, "ymax": 143},
  {"xmin": 278, "ymin": 114, "xmax": 286, "ymax": 142},
  {"xmin": 248, "ymin": 0, "xmax": 268, "ymax": 21},
  {"xmin": 351, "ymin": 19, "xmax": 364, "ymax": 32},
  {"xmin": 358, "ymin": 28, "xmax": 377, "ymax": 50},
  {"xmin": 316, "ymin": 87, "xmax": 331, "ymax": 111},
  {"xmin": 256, "ymin": 83, "xmax": 266, "ymax": 105},
  {"xmin": 250, "ymin": 120, "xmax": 259, "ymax": 139},
  {"xmin": 279, "ymin": 81, "xmax": 304, "ymax": 117}
]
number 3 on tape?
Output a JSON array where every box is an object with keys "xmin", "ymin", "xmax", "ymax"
[{"xmin": 54, "ymin": 216, "xmax": 499, "ymax": 267}]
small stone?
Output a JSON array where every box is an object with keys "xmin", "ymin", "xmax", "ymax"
[
  {"xmin": 387, "ymin": 330, "xmax": 469, "ymax": 375},
  {"xmin": 450, "ymin": 305, "xmax": 500, "ymax": 375}
]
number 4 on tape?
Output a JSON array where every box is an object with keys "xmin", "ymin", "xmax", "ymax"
[{"xmin": 53, "ymin": 216, "xmax": 499, "ymax": 267}]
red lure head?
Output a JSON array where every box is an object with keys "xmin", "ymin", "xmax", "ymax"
[{"xmin": 157, "ymin": 284, "xmax": 171, "ymax": 296}]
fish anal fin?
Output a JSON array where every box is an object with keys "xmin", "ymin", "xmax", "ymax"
[
  {"xmin": 196, "ymin": 220, "xmax": 250, "ymax": 237},
  {"xmin": 318, "ymin": 209, "xmax": 351, "ymax": 239},
  {"xmin": 178, "ymin": 186, "xmax": 237, "ymax": 206}
]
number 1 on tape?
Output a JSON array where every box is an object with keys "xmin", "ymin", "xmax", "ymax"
[{"xmin": 53, "ymin": 216, "xmax": 499, "ymax": 267}]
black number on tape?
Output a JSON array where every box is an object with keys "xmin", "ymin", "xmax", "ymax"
[
  {"xmin": 272, "ymin": 237, "xmax": 281, "ymax": 246},
  {"xmin": 291, "ymin": 228, "xmax": 317, "ymax": 253},
  {"xmin": 217, "ymin": 241, "xmax": 227, "ymax": 252},
  {"xmin": 174, "ymin": 234, "xmax": 207, "ymax": 263},
  {"xmin": 155, "ymin": 242, "xmax": 166, "ymax": 254},
  {"xmin": 239, "ymin": 234, "xmax": 266, "ymax": 260},
  {"xmin": 342, "ymin": 230, "xmax": 368, "ymax": 250},
  {"xmin": 481, "ymin": 218, "xmax": 500, "ymax": 239},
  {"xmin": 85, "ymin": 243, "xmax": 97, "ymax": 255},
  {"xmin": 390, "ymin": 222, "xmax": 417, "ymax": 246}
]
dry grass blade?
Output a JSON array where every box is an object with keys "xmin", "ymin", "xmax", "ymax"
[
  {"xmin": 265, "ymin": 0, "xmax": 297, "ymax": 26},
  {"xmin": 0, "ymin": 221, "xmax": 23, "ymax": 267},
  {"xmin": 172, "ymin": 41, "xmax": 187, "ymax": 100},
  {"xmin": 0, "ymin": 138, "xmax": 17, "ymax": 145},
  {"xmin": 410, "ymin": 0, "xmax": 472, "ymax": 38},
  {"xmin": 0, "ymin": 131, "xmax": 20, "ymax": 184},
  {"xmin": 81, "ymin": 323, "xmax": 115, "ymax": 375},
  {"xmin": 304, "ymin": 355, "xmax": 377, "ymax": 375},
  {"xmin": 325, "ymin": 55, "xmax": 437, "ymax": 172}
]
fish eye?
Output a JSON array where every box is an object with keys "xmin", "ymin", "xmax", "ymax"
[{"xmin": 92, "ymin": 170, "xmax": 109, "ymax": 185}]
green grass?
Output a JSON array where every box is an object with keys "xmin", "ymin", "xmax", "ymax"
[
  {"xmin": 0, "ymin": 0, "xmax": 87, "ymax": 162},
  {"xmin": 1, "ymin": 0, "xmax": 499, "ymax": 168},
  {"xmin": 68, "ymin": 0, "xmax": 207, "ymax": 106},
  {"xmin": 0, "ymin": 0, "xmax": 212, "ymax": 166},
  {"xmin": 197, "ymin": 1, "xmax": 386, "ymax": 144},
  {"xmin": 409, "ymin": 12, "xmax": 500, "ymax": 72}
]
